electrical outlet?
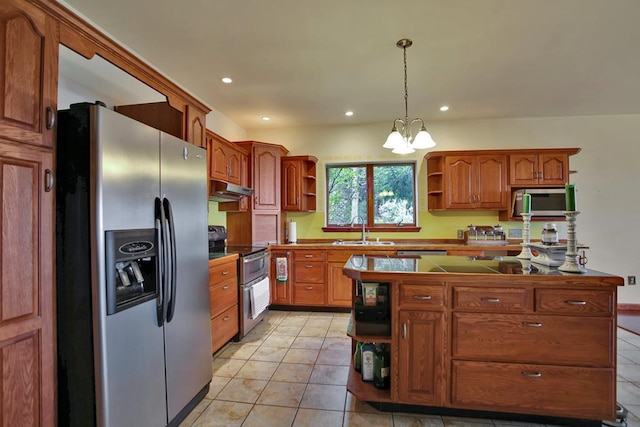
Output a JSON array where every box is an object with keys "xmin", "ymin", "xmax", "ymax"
[
  {"xmin": 629, "ymin": 276, "xmax": 636, "ymax": 285},
  {"xmin": 457, "ymin": 229, "xmax": 464, "ymax": 239},
  {"xmin": 509, "ymin": 228, "xmax": 523, "ymax": 238}
]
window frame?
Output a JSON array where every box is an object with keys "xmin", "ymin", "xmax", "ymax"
[{"xmin": 322, "ymin": 161, "xmax": 421, "ymax": 233}]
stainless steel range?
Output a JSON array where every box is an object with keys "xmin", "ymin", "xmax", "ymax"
[{"xmin": 208, "ymin": 226, "xmax": 269, "ymax": 338}]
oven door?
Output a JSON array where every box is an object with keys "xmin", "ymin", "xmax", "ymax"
[{"xmin": 242, "ymin": 250, "xmax": 268, "ymax": 284}]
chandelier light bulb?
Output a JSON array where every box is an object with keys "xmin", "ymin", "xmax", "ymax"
[
  {"xmin": 383, "ymin": 127, "xmax": 403, "ymax": 149},
  {"xmin": 412, "ymin": 126, "xmax": 436, "ymax": 149}
]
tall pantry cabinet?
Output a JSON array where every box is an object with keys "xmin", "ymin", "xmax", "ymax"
[
  {"xmin": 0, "ymin": 0, "xmax": 58, "ymax": 425},
  {"xmin": 226, "ymin": 141, "xmax": 288, "ymax": 245}
]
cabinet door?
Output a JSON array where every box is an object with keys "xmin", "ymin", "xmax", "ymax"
[
  {"xmin": 270, "ymin": 251, "xmax": 291, "ymax": 305},
  {"xmin": 185, "ymin": 105, "xmax": 205, "ymax": 148},
  {"xmin": 226, "ymin": 147, "xmax": 242, "ymax": 185},
  {"xmin": 282, "ymin": 159, "xmax": 301, "ymax": 211},
  {"xmin": 0, "ymin": 0, "xmax": 58, "ymax": 148},
  {"xmin": 0, "ymin": 141, "xmax": 54, "ymax": 426},
  {"xmin": 253, "ymin": 144, "xmax": 281, "ymax": 210},
  {"xmin": 210, "ymin": 140, "xmax": 230, "ymax": 181},
  {"xmin": 398, "ymin": 310, "xmax": 444, "ymax": 405},
  {"xmin": 327, "ymin": 262, "xmax": 352, "ymax": 307},
  {"xmin": 538, "ymin": 153, "xmax": 568, "ymax": 185},
  {"xmin": 475, "ymin": 155, "xmax": 507, "ymax": 209},
  {"xmin": 509, "ymin": 154, "xmax": 538, "ymax": 186},
  {"xmin": 445, "ymin": 156, "xmax": 474, "ymax": 208}
]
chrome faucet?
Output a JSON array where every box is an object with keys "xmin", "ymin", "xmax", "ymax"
[{"xmin": 351, "ymin": 215, "xmax": 367, "ymax": 243}]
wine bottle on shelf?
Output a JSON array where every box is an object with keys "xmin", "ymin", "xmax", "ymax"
[
  {"xmin": 354, "ymin": 342, "xmax": 362, "ymax": 373},
  {"xmin": 373, "ymin": 343, "xmax": 390, "ymax": 389},
  {"xmin": 361, "ymin": 342, "xmax": 375, "ymax": 382}
]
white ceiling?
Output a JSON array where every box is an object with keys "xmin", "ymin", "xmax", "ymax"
[{"xmin": 59, "ymin": 0, "xmax": 640, "ymax": 131}]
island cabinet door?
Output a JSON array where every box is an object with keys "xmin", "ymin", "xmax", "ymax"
[{"xmin": 397, "ymin": 310, "xmax": 445, "ymax": 406}]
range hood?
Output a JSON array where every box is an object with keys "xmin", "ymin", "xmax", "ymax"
[{"xmin": 209, "ymin": 180, "xmax": 253, "ymax": 202}]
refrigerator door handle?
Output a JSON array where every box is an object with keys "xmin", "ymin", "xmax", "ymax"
[
  {"xmin": 155, "ymin": 197, "xmax": 166, "ymax": 326},
  {"xmin": 163, "ymin": 198, "xmax": 178, "ymax": 322}
]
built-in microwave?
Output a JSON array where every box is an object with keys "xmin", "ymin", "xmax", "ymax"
[{"xmin": 513, "ymin": 188, "xmax": 567, "ymax": 217}]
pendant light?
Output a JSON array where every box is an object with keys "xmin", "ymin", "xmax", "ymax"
[{"xmin": 383, "ymin": 38, "xmax": 436, "ymax": 154}]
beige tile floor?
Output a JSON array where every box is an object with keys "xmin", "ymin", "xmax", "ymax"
[{"xmin": 181, "ymin": 310, "xmax": 640, "ymax": 427}]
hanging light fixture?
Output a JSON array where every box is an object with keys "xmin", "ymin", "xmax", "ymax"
[{"xmin": 383, "ymin": 38, "xmax": 436, "ymax": 154}]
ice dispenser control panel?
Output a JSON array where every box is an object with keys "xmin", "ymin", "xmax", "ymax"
[{"xmin": 105, "ymin": 229, "xmax": 158, "ymax": 315}]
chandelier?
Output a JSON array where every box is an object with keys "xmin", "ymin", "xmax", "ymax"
[{"xmin": 383, "ymin": 38, "xmax": 436, "ymax": 154}]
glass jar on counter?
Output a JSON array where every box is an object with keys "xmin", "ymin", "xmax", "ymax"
[{"xmin": 541, "ymin": 223, "xmax": 559, "ymax": 245}]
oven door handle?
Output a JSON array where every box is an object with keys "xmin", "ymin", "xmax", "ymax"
[{"xmin": 243, "ymin": 251, "xmax": 268, "ymax": 264}]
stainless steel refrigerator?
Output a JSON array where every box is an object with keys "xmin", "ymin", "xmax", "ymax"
[{"xmin": 56, "ymin": 104, "xmax": 212, "ymax": 426}]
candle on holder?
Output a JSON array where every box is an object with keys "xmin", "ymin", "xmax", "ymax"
[
  {"xmin": 565, "ymin": 184, "xmax": 576, "ymax": 211},
  {"xmin": 522, "ymin": 193, "xmax": 531, "ymax": 214}
]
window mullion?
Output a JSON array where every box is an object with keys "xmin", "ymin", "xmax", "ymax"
[{"xmin": 366, "ymin": 164, "xmax": 374, "ymax": 227}]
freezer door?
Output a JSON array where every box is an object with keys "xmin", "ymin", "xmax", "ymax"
[
  {"xmin": 160, "ymin": 133, "xmax": 212, "ymax": 422},
  {"xmin": 95, "ymin": 107, "xmax": 168, "ymax": 426}
]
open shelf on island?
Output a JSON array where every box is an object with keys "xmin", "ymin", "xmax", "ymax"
[{"xmin": 346, "ymin": 364, "xmax": 392, "ymax": 403}]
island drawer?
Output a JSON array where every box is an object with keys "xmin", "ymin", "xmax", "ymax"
[
  {"xmin": 293, "ymin": 262, "xmax": 326, "ymax": 283},
  {"xmin": 451, "ymin": 313, "xmax": 614, "ymax": 367},
  {"xmin": 450, "ymin": 360, "xmax": 615, "ymax": 420},
  {"xmin": 399, "ymin": 284, "xmax": 445, "ymax": 309},
  {"xmin": 293, "ymin": 250, "xmax": 326, "ymax": 261},
  {"xmin": 535, "ymin": 288, "xmax": 613, "ymax": 315},
  {"xmin": 452, "ymin": 286, "xmax": 531, "ymax": 312},
  {"xmin": 293, "ymin": 283, "xmax": 326, "ymax": 305}
]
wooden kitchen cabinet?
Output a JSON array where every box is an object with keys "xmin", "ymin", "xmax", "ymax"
[
  {"xmin": 509, "ymin": 151, "xmax": 575, "ymax": 186},
  {"xmin": 444, "ymin": 154, "xmax": 508, "ymax": 209},
  {"xmin": 209, "ymin": 256, "xmax": 239, "ymax": 353},
  {"xmin": 0, "ymin": 1, "xmax": 57, "ymax": 424},
  {"xmin": 270, "ymin": 250, "xmax": 292, "ymax": 305},
  {"xmin": 185, "ymin": 105, "xmax": 206, "ymax": 148},
  {"xmin": 207, "ymin": 130, "xmax": 245, "ymax": 185},
  {"xmin": 226, "ymin": 141, "xmax": 288, "ymax": 244},
  {"xmin": 327, "ymin": 251, "xmax": 353, "ymax": 307},
  {"xmin": 398, "ymin": 310, "xmax": 445, "ymax": 406},
  {"xmin": 0, "ymin": 140, "xmax": 55, "ymax": 427},
  {"xmin": 282, "ymin": 155, "xmax": 318, "ymax": 212},
  {"xmin": 292, "ymin": 250, "xmax": 326, "ymax": 306},
  {"xmin": 426, "ymin": 149, "xmax": 579, "ymax": 212}
]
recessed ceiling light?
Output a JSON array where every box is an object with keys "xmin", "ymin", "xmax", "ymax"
[
  {"xmin": 221, "ymin": 77, "xmax": 233, "ymax": 84},
  {"xmin": 261, "ymin": 116, "xmax": 270, "ymax": 121},
  {"xmin": 440, "ymin": 105, "xmax": 449, "ymax": 112},
  {"xmin": 345, "ymin": 111, "xmax": 354, "ymax": 117}
]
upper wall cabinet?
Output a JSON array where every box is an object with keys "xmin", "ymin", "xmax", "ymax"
[
  {"xmin": 427, "ymin": 152, "xmax": 508, "ymax": 211},
  {"xmin": 0, "ymin": 0, "xmax": 58, "ymax": 148},
  {"xmin": 426, "ymin": 148, "xmax": 580, "ymax": 212},
  {"xmin": 509, "ymin": 150, "xmax": 578, "ymax": 187},
  {"xmin": 207, "ymin": 130, "xmax": 245, "ymax": 185},
  {"xmin": 282, "ymin": 155, "xmax": 318, "ymax": 212}
]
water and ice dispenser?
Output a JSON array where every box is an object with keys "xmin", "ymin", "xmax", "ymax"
[{"xmin": 105, "ymin": 229, "xmax": 158, "ymax": 314}]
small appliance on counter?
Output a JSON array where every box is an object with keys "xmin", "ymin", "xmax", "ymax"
[
  {"xmin": 208, "ymin": 225, "xmax": 269, "ymax": 338},
  {"xmin": 465, "ymin": 224, "xmax": 508, "ymax": 246}
]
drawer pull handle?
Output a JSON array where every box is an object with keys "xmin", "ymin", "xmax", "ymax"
[
  {"xmin": 223, "ymin": 316, "xmax": 230, "ymax": 321},
  {"xmin": 522, "ymin": 322, "xmax": 542, "ymax": 327},
  {"xmin": 481, "ymin": 297, "xmax": 500, "ymax": 303},
  {"xmin": 521, "ymin": 371, "xmax": 542, "ymax": 378},
  {"xmin": 304, "ymin": 254, "xmax": 313, "ymax": 258},
  {"xmin": 566, "ymin": 300, "xmax": 586, "ymax": 305},
  {"xmin": 305, "ymin": 265, "xmax": 314, "ymax": 268},
  {"xmin": 403, "ymin": 323, "xmax": 407, "ymax": 339},
  {"xmin": 222, "ymin": 285, "xmax": 229, "ymax": 290},
  {"xmin": 222, "ymin": 271, "xmax": 229, "ymax": 275},
  {"xmin": 413, "ymin": 295, "xmax": 432, "ymax": 300},
  {"xmin": 305, "ymin": 286, "xmax": 313, "ymax": 290}
]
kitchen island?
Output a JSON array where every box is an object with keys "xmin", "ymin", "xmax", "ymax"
[{"xmin": 343, "ymin": 254, "xmax": 623, "ymax": 425}]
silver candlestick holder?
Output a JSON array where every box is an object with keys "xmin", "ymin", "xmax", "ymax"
[
  {"xmin": 517, "ymin": 213, "xmax": 533, "ymax": 259},
  {"xmin": 559, "ymin": 211, "xmax": 586, "ymax": 273}
]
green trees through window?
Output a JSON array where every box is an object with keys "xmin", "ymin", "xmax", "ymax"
[{"xmin": 326, "ymin": 163, "xmax": 416, "ymax": 228}]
